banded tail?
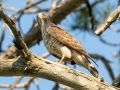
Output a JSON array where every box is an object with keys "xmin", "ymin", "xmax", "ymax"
[{"xmin": 71, "ymin": 50, "xmax": 99, "ymax": 77}]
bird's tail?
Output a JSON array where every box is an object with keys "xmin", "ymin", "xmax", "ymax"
[
  {"xmin": 80, "ymin": 54, "xmax": 98, "ymax": 77},
  {"xmin": 87, "ymin": 63, "xmax": 98, "ymax": 77},
  {"xmin": 71, "ymin": 50, "xmax": 99, "ymax": 77}
]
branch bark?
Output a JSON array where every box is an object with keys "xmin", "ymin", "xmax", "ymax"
[
  {"xmin": 95, "ymin": 5, "xmax": 120, "ymax": 36},
  {"xmin": 0, "ymin": 56, "xmax": 118, "ymax": 90}
]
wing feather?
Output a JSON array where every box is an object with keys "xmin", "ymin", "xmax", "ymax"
[{"xmin": 47, "ymin": 25, "xmax": 98, "ymax": 66}]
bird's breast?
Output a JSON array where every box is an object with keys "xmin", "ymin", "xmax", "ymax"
[{"xmin": 42, "ymin": 31, "xmax": 63, "ymax": 58}]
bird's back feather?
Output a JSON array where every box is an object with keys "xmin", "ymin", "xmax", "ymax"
[{"xmin": 47, "ymin": 25, "xmax": 98, "ymax": 66}]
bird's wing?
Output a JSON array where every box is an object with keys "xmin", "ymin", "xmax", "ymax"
[{"xmin": 47, "ymin": 25, "xmax": 98, "ymax": 66}]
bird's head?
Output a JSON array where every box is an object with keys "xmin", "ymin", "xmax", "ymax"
[{"xmin": 37, "ymin": 13, "xmax": 51, "ymax": 31}]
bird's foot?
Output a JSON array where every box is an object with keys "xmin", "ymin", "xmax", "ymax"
[
  {"xmin": 54, "ymin": 55, "xmax": 65, "ymax": 64},
  {"xmin": 54, "ymin": 59, "xmax": 63, "ymax": 64}
]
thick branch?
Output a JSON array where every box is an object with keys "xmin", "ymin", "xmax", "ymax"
[
  {"xmin": 49, "ymin": 0, "xmax": 87, "ymax": 24},
  {"xmin": 0, "ymin": 56, "xmax": 118, "ymax": 90},
  {"xmin": 0, "ymin": 7, "xmax": 30, "ymax": 58}
]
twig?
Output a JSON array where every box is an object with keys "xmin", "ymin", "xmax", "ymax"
[
  {"xmin": 52, "ymin": 0, "xmax": 56, "ymax": 9},
  {"xmin": 59, "ymin": 84, "xmax": 74, "ymax": 90},
  {"xmin": 61, "ymin": 0, "xmax": 65, "ymax": 3},
  {"xmin": 75, "ymin": 0, "xmax": 104, "ymax": 11},
  {"xmin": 17, "ymin": 13, "xmax": 24, "ymax": 34},
  {"xmin": 100, "ymin": 36, "xmax": 120, "ymax": 46},
  {"xmin": 110, "ymin": 25, "xmax": 120, "ymax": 33},
  {"xmin": 23, "ymin": 77, "xmax": 34, "ymax": 90},
  {"xmin": 118, "ymin": 0, "xmax": 120, "ymax": 6},
  {"xmin": 40, "ymin": 52, "xmax": 50, "ymax": 58},
  {"xmin": 9, "ymin": 76, "xmax": 23, "ymax": 90},
  {"xmin": 0, "ymin": 77, "xmax": 34, "ymax": 89},
  {"xmin": 11, "ymin": 0, "xmax": 46, "ymax": 17},
  {"xmin": 95, "ymin": 5, "xmax": 120, "ymax": 36},
  {"xmin": 16, "ymin": 8, "xmax": 48, "ymax": 14},
  {"xmin": 33, "ymin": 78, "xmax": 40, "ymax": 90},
  {"xmin": 52, "ymin": 83, "xmax": 59, "ymax": 90},
  {"xmin": 2, "ymin": 6, "xmax": 18, "ymax": 12},
  {"xmin": 86, "ymin": 0, "xmax": 95, "ymax": 30},
  {"xmin": 0, "ymin": 22, "xmax": 6, "ymax": 53}
]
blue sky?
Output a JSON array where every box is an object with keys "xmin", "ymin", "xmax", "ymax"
[{"xmin": 0, "ymin": 0, "xmax": 120, "ymax": 90}]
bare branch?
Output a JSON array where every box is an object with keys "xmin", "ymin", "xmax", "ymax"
[
  {"xmin": 9, "ymin": 76, "xmax": 23, "ymax": 90},
  {"xmin": 75, "ymin": 0, "xmax": 104, "ymax": 11},
  {"xmin": 0, "ymin": 56, "xmax": 118, "ymax": 90},
  {"xmin": 100, "ymin": 36, "xmax": 120, "ymax": 46},
  {"xmin": 95, "ymin": 5, "xmax": 120, "ymax": 36},
  {"xmin": 2, "ymin": 6, "xmax": 18, "ymax": 12},
  {"xmin": 11, "ymin": 0, "xmax": 46, "ymax": 17},
  {"xmin": 59, "ymin": 84, "xmax": 74, "ymax": 90},
  {"xmin": 52, "ymin": 83, "xmax": 59, "ymax": 90},
  {"xmin": 0, "ymin": 22, "xmax": 6, "ymax": 53},
  {"xmin": 52, "ymin": 0, "xmax": 57, "ymax": 9},
  {"xmin": 40, "ymin": 52, "xmax": 50, "ymax": 58},
  {"xmin": 22, "ymin": 77, "xmax": 34, "ymax": 90},
  {"xmin": 86, "ymin": 0, "xmax": 95, "ymax": 30},
  {"xmin": 0, "ymin": 7, "xmax": 30, "ymax": 58},
  {"xmin": 18, "ymin": 8, "xmax": 48, "ymax": 14},
  {"xmin": 0, "ymin": 77, "xmax": 34, "ymax": 89},
  {"xmin": 110, "ymin": 25, "xmax": 120, "ymax": 33}
]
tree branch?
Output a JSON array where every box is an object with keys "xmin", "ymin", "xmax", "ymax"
[
  {"xmin": 11, "ymin": 0, "xmax": 46, "ymax": 17},
  {"xmin": 0, "ymin": 56, "xmax": 118, "ymax": 90},
  {"xmin": 100, "ymin": 36, "xmax": 120, "ymax": 46},
  {"xmin": 49, "ymin": 0, "xmax": 87, "ymax": 24},
  {"xmin": 0, "ymin": 7, "xmax": 30, "ymax": 58},
  {"xmin": 95, "ymin": 5, "xmax": 120, "ymax": 36},
  {"xmin": 0, "ymin": 22, "xmax": 6, "ymax": 53},
  {"xmin": 9, "ymin": 76, "xmax": 23, "ymax": 90}
]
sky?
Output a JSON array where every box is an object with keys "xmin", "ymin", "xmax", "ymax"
[{"xmin": 0, "ymin": 0, "xmax": 120, "ymax": 90}]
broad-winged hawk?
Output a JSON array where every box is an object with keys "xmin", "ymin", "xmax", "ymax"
[{"xmin": 37, "ymin": 13, "xmax": 98, "ymax": 77}]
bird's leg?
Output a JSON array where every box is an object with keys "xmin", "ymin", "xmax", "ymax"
[
  {"xmin": 58, "ymin": 55, "xmax": 65, "ymax": 64},
  {"xmin": 57, "ymin": 46, "xmax": 71, "ymax": 64}
]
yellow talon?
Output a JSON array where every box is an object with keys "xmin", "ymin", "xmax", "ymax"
[{"xmin": 58, "ymin": 55, "xmax": 65, "ymax": 64}]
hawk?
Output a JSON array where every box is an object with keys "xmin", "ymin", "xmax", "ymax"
[{"xmin": 37, "ymin": 13, "xmax": 98, "ymax": 77}]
